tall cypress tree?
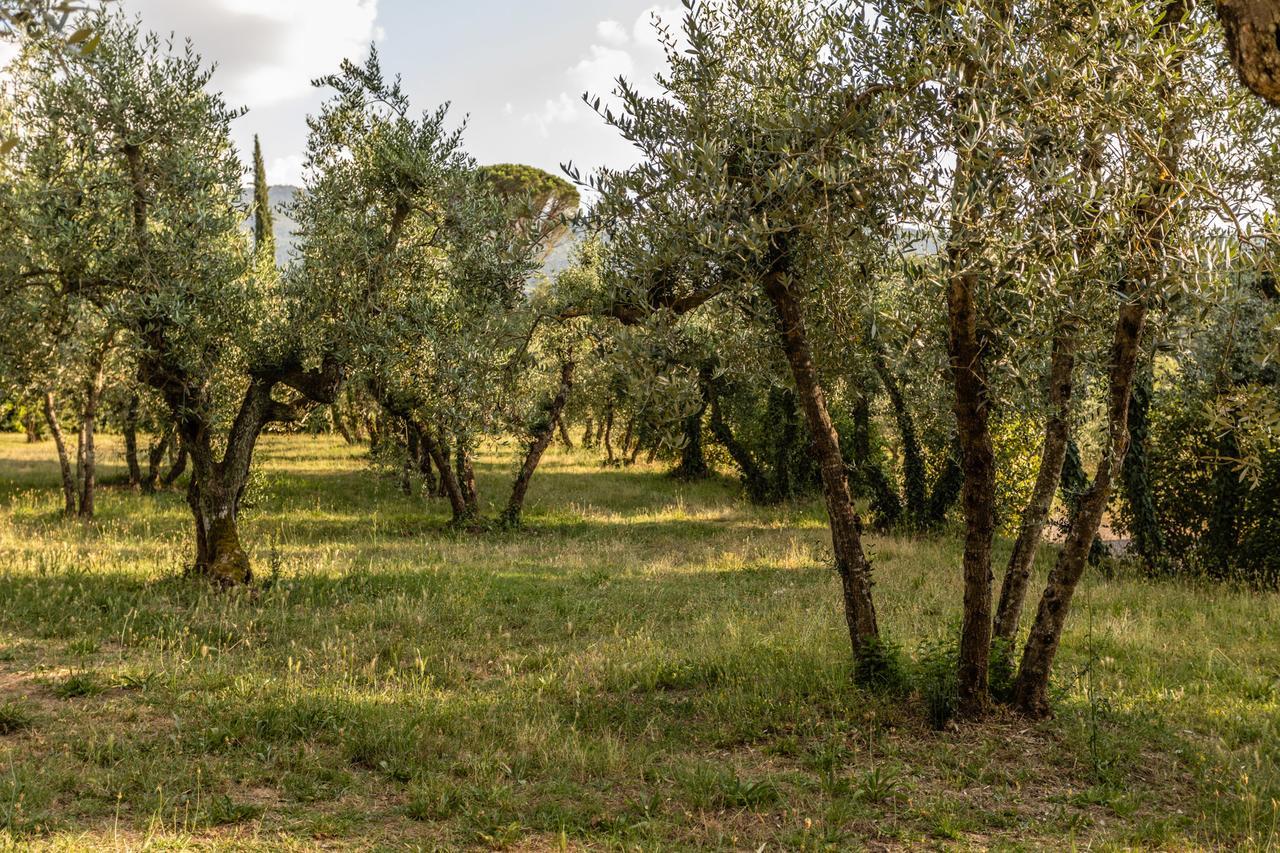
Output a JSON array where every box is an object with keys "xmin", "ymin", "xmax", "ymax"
[{"xmin": 252, "ymin": 135, "xmax": 274, "ymax": 259}]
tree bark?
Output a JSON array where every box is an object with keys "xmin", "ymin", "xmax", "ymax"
[
  {"xmin": 946, "ymin": 265, "xmax": 997, "ymax": 714},
  {"xmin": 1012, "ymin": 300, "xmax": 1148, "ymax": 716},
  {"xmin": 620, "ymin": 417, "xmax": 635, "ymax": 462},
  {"xmin": 503, "ymin": 361, "xmax": 575, "ymax": 526},
  {"xmin": 123, "ymin": 392, "xmax": 143, "ymax": 492},
  {"xmin": 581, "ymin": 418, "xmax": 595, "ymax": 448},
  {"xmin": 1012, "ymin": 0, "xmax": 1187, "ymax": 719},
  {"xmin": 23, "ymin": 410, "xmax": 41, "ymax": 443},
  {"xmin": 873, "ymin": 353, "xmax": 927, "ymax": 521},
  {"xmin": 994, "ymin": 324, "xmax": 1077, "ymax": 642},
  {"xmin": 455, "ymin": 441, "xmax": 479, "ymax": 515},
  {"xmin": 42, "ymin": 391, "xmax": 77, "ymax": 516},
  {"xmin": 708, "ymin": 387, "xmax": 771, "ymax": 504},
  {"xmin": 673, "ymin": 376, "xmax": 711, "ymax": 480},
  {"xmin": 761, "ymin": 241, "xmax": 879, "ymax": 655},
  {"xmin": 420, "ymin": 424, "xmax": 470, "ymax": 523},
  {"xmin": 144, "ymin": 422, "xmax": 174, "ymax": 493},
  {"xmin": 603, "ymin": 403, "xmax": 616, "ymax": 464},
  {"xmin": 77, "ymin": 355, "xmax": 107, "ymax": 520},
  {"xmin": 162, "ymin": 439, "xmax": 188, "ymax": 488},
  {"xmin": 849, "ymin": 394, "xmax": 904, "ymax": 529},
  {"xmin": 556, "ymin": 416, "xmax": 574, "ymax": 449},
  {"xmin": 1217, "ymin": 0, "xmax": 1280, "ymax": 106}
]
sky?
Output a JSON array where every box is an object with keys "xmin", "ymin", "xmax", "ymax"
[{"xmin": 47, "ymin": 0, "xmax": 685, "ymax": 187}]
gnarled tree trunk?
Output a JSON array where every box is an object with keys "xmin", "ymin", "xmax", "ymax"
[
  {"xmin": 503, "ymin": 360, "xmax": 575, "ymax": 527},
  {"xmin": 762, "ymin": 240, "xmax": 878, "ymax": 656},
  {"xmin": 1217, "ymin": 0, "xmax": 1280, "ymax": 106},
  {"xmin": 994, "ymin": 324, "xmax": 1077, "ymax": 642},
  {"xmin": 144, "ymin": 422, "xmax": 174, "ymax": 493},
  {"xmin": 43, "ymin": 391, "xmax": 76, "ymax": 516},
  {"xmin": 123, "ymin": 392, "xmax": 143, "ymax": 492}
]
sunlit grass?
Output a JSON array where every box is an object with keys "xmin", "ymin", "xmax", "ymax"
[{"xmin": 0, "ymin": 433, "xmax": 1276, "ymax": 849}]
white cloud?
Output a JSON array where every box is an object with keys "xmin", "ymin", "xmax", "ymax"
[
  {"xmin": 267, "ymin": 153, "xmax": 306, "ymax": 186},
  {"xmin": 524, "ymin": 5, "xmax": 681, "ymax": 137},
  {"xmin": 121, "ymin": 0, "xmax": 382, "ymax": 110},
  {"xmin": 595, "ymin": 20, "xmax": 629, "ymax": 46},
  {"xmin": 568, "ymin": 44, "xmax": 635, "ymax": 96},
  {"xmin": 528, "ymin": 91, "xmax": 583, "ymax": 138}
]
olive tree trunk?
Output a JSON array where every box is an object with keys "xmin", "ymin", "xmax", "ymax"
[
  {"xmin": 1012, "ymin": 300, "xmax": 1147, "ymax": 716},
  {"xmin": 76, "ymin": 354, "xmax": 107, "ymax": 520},
  {"xmin": 1011, "ymin": 0, "xmax": 1186, "ymax": 719},
  {"xmin": 144, "ymin": 422, "xmax": 174, "ymax": 493},
  {"xmin": 761, "ymin": 242, "xmax": 879, "ymax": 656},
  {"xmin": 1217, "ymin": 0, "xmax": 1280, "ymax": 106},
  {"xmin": 123, "ymin": 392, "xmax": 143, "ymax": 492},
  {"xmin": 503, "ymin": 360, "xmax": 575, "ymax": 527},
  {"xmin": 994, "ymin": 325, "xmax": 1077, "ymax": 642},
  {"xmin": 42, "ymin": 391, "xmax": 77, "ymax": 516}
]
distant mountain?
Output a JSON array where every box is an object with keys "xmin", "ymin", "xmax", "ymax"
[
  {"xmin": 240, "ymin": 184, "xmax": 300, "ymax": 268},
  {"xmin": 243, "ymin": 184, "xmax": 587, "ymax": 279}
]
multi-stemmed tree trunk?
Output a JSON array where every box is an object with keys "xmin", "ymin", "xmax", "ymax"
[
  {"xmin": 1012, "ymin": 0, "xmax": 1188, "ymax": 717},
  {"xmin": 943, "ymin": 0, "xmax": 1015, "ymax": 715},
  {"xmin": 994, "ymin": 321, "xmax": 1078, "ymax": 642},
  {"xmin": 123, "ymin": 392, "xmax": 143, "ymax": 492},
  {"xmin": 761, "ymin": 236, "xmax": 879, "ymax": 655},
  {"xmin": 503, "ymin": 360, "xmax": 575, "ymax": 527},
  {"xmin": 146, "ymin": 361, "xmax": 342, "ymax": 586},
  {"xmin": 74, "ymin": 343, "xmax": 109, "ymax": 520},
  {"xmin": 42, "ymin": 391, "xmax": 77, "ymax": 516},
  {"xmin": 1012, "ymin": 298, "xmax": 1150, "ymax": 715},
  {"xmin": 429, "ymin": 427, "xmax": 471, "ymax": 522},
  {"xmin": 673, "ymin": 373, "xmax": 711, "ymax": 481},
  {"xmin": 143, "ymin": 422, "xmax": 174, "ymax": 493}
]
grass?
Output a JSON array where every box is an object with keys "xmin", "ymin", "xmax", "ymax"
[{"xmin": 0, "ymin": 432, "xmax": 1276, "ymax": 849}]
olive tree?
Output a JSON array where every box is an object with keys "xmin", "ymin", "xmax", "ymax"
[
  {"xmin": 1, "ymin": 15, "xmax": 341, "ymax": 583},
  {"xmin": 574, "ymin": 0, "xmax": 932, "ymax": 659}
]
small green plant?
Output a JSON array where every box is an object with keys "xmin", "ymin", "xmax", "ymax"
[
  {"xmin": 855, "ymin": 766, "xmax": 899, "ymax": 804},
  {"xmin": 51, "ymin": 670, "xmax": 104, "ymax": 699},
  {"xmin": 0, "ymin": 701, "xmax": 34, "ymax": 735},
  {"xmin": 854, "ymin": 636, "xmax": 909, "ymax": 694},
  {"xmin": 988, "ymin": 636, "xmax": 1017, "ymax": 703},
  {"xmin": 203, "ymin": 794, "xmax": 263, "ymax": 826},
  {"xmin": 914, "ymin": 637, "xmax": 960, "ymax": 730}
]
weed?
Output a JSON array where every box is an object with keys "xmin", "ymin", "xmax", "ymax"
[{"xmin": 0, "ymin": 702, "xmax": 33, "ymax": 735}]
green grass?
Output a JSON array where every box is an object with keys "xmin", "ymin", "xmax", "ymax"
[{"xmin": 0, "ymin": 433, "xmax": 1276, "ymax": 850}]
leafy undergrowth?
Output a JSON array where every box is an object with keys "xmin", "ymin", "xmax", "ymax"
[{"xmin": 0, "ymin": 435, "xmax": 1276, "ymax": 850}]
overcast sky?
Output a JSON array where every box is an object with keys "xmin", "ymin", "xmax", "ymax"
[{"xmin": 60, "ymin": 0, "xmax": 679, "ymax": 187}]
